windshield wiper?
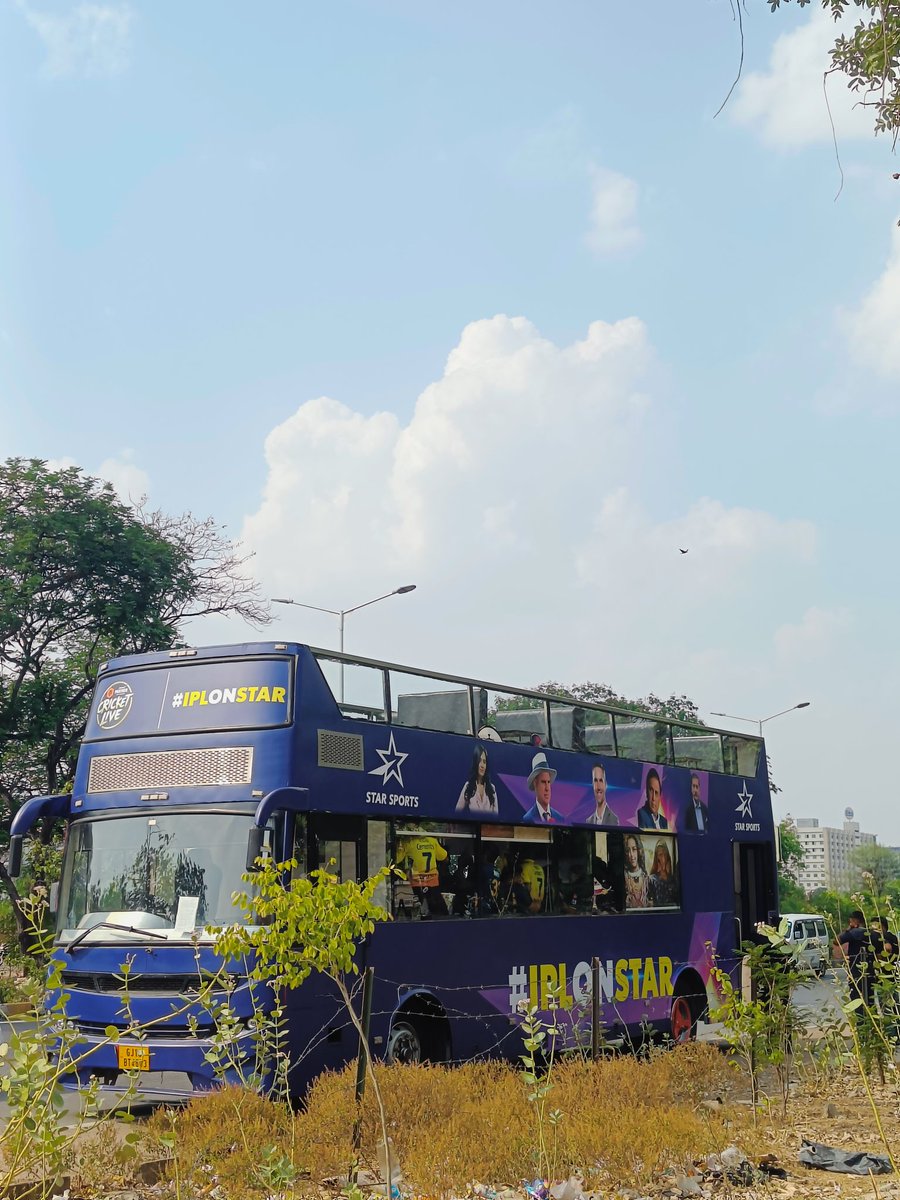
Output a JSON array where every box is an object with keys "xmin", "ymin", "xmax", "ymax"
[{"xmin": 65, "ymin": 921, "xmax": 170, "ymax": 953}]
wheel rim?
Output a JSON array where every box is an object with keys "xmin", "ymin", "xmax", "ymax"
[
  {"xmin": 387, "ymin": 1022, "xmax": 422, "ymax": 1065},
  {"xmin": 671, "ymin": 996, "xmax": 693, "ymax": 1043}
]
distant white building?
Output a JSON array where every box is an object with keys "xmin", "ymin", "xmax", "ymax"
[{"xmin": 787, "ymin": 808, "xmax": 877, "ymax": 893}]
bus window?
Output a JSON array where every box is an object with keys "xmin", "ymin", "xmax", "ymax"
[
  {"xmin": 480, "ymin": 825, "xmax": 551, "ymax": 916},
  {"xmin": 290, "ymin": 814, "xmax": 308, "ymax": 876},
  {"xmin": 722, "ymin": 733, "xmax": 760, "ymax": 777},
  {"xmin": 671, "ymin": 726, "xmax": 725, "ymax": 772},
  {"xmin": 390, "ymin": 671, "xmax": 473, "ymax": 735},
  {"xmin": 583, "ymin": 710, "xmax": 615, "ymax": 755},
  {"xmin": 552, "ymin": 828, "xmax": 594, "ymax": 913},
  {"xmin": 314, "ymin": 654, "xmax": 387, "ymax": 722},
  {"xmin": 367, "ymin": 820, "xmax": 390, "ymax": 912},
  {"xmin": 393, "ymin": 822, "xmax": 475, "ymax": 919},
  {"xmin": 612, "ymin": 718, "xmax": 672, "ymax": 764},
  {"xmin": 485, "ymin": 690, "xmax": 549, "ymax": 746},
  {"xmin": 548, "ymin": 702, "xmax": 586, "ymax": 751}
]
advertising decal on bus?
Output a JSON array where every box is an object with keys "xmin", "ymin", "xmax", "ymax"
[{"xmin": 86, "ymin": 658, "xmax": 292, "ymax": 739}]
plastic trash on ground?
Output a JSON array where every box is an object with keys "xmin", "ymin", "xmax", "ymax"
[{"xmin": 798, "ymin": 1139, "xmax": 893, "ymax": 1175}]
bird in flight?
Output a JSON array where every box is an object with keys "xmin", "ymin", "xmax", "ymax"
[{"xmin": 679, "ymin": 548, "xmax": 689, "ymax": 554}]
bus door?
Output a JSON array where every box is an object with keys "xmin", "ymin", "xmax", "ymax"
[
  {"xmin": 732, "ymin": 840, "xmax": 777, "ymax": 951},
  {"xmin": 307, "ymin": 814, "xmax": 364, "ymax": 882}
]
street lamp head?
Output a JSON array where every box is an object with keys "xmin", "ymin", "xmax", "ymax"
[
  {"xmin": 795, "ymin": 701, "xmax": 811, "ymax": 710},
  {"xmin": 271, "ymin": 598, "xmax": 293, "ymax": 605},
  {"xmin": 395, "ymin": 584, "xmax": 417, "ymax": 595}
]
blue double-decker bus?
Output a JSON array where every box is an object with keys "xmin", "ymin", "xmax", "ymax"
[{"xmin": 10, "ymin": 642, "xmax": 777, "ymax": 1100}]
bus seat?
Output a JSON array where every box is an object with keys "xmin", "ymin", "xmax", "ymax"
[
  {"xmin": 396, "ymin": 688, "xmax": 471, "ymax": 735},
  {"xmin": 493, "ymin": 709, "xmax": 549, "ymax": 744}
]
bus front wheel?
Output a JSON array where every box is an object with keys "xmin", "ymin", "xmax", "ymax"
[
  {"xmin": 670, "ymin": 995, "xmax": 695, "ymax": 1044},
  {"xmin": 386, "ymin": 1020, "xmax": 423, "ymax": 1065}
]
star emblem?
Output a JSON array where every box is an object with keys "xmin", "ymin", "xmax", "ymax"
[
  {"xmin": 736, "ymin": 782, "xmax": 753, "ymax": 819},
  {"xmin": 369, "ymin": 732, "xmax": 408, "ymax": 787}
]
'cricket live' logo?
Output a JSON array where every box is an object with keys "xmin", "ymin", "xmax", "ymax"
[{"xmin": 96, "ymin": 681, "xmax": 134, "ymax": 730}]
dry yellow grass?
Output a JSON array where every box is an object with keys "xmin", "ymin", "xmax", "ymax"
[{"xmin": 147, "ymin": 1044, "xmax": 746, "ymax": 1199}]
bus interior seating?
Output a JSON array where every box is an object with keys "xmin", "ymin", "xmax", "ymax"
[
  {"xmin": 584, "ymin": 722, "xmax": 615, "ymax": 753},
  {"xmin": 548, "ymin": 705, "xmax": 586, "ymax": 751},
  {"xmin": 395, "ymin": 689, "xmax": 471, "ymax": 735},
  {"xmin": 492, "ymin": 709, "xmax": 549, "ymax": 745},
  {"xmin": 609, "ymin": 720, "xmax": 656, "ymax": 761},
  {"xmin": 672, "ymin": 733, "xmax": 725, "ymax": 772}
]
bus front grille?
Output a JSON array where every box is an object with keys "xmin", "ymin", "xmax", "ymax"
[
  {"xmin": 61, "ymin": 971, "xmax": 207, "ymax": 995},
  {"xmin": 87, "ymin": 747, "xmax": 253, "ymax": 793}
]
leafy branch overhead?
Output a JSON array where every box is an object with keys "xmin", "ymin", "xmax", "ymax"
[
  {"xmin": 769, "ymin": 0, "xmax": 900, "ymax": 142},
  {"xmin": 0, "ymin": 457, "xmax": 270, "ymax": 931}
]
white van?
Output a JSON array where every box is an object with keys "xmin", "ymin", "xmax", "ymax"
[{"xmin": 781, "ymin": 912, "xmax": 830, "ymax": 973}]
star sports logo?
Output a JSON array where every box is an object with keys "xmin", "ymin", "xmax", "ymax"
[
  {"xmin": 735, "ymin": 782, "xmax": 753, "ymax": 819},
  {"xmin": 369, "ymin": 732, "xmax": 408, "ymax": 787}
]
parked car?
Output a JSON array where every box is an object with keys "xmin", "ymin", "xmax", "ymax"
[{"xmin": 780, "ymin": 912, "xmax": 831, "ymax": 973}]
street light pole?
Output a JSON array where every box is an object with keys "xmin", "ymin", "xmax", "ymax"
[
  {"xmin": 272, "ymin": 585, "xmax": 417, "ymax": 700},
  {"xmin": 710, "ymin": 701, "xmax": 811, "ymax": 737}
]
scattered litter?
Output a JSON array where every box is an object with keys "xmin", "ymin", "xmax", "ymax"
[
  {"xmin": 704, "ymin": 1146, "xmax": 756, "ymax": 1185},
  {"xmin": 524, "ymin": 1181, "xmax": 549, "ymax": 1200},
  {"xmin": 550, "ymin": 1172, "xmax": 583, "ymax": 1200},
  {"xmin": 757, "ymin": 1154, "xmax": 788, "ymax": 1179},
  {"xmin": 798, "ymin": 1139, "xmax": 893, "ymax": 1175}
]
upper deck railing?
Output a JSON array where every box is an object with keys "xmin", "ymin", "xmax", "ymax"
[{"xmin": 309, "ymin": 646, "xmax": 762, "ymax": 779}]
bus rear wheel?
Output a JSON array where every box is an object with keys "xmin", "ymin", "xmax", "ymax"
[
  {"xmin": 386, "ymin": 1020, "xmax": 423, "ymax": 1065},
  {"xmin": 670, "ymin": 995, "xmax": 695, "ymax": 1044}
]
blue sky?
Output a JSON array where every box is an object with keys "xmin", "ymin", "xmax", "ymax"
[{"xmin": 3, "ymin": 1, "xmax": 899, "ymax": 840}]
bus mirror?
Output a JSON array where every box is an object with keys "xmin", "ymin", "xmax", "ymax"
[
  {"xmin": 246, "ymin": 826, "xmax": 265, "ymax": 871},
  {"xmin": 7, "ymin": 836, "xmax": 23, "ymax": 879}
]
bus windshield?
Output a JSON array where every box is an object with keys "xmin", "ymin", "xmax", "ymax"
[{"xmin": 56, "ymin": 811, "xmax": 264, "ymax": 943}]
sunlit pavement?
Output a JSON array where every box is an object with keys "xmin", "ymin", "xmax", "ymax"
[
  {"xmin": 793, "ymin": 968, "xmax": 849, "ymax": 1032},
  {"xmin": 697, "ymin": 967, "xmax": 849, "ymax": 1046}
]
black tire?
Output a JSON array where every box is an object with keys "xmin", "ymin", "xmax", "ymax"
[{"xmin": 386, "ymin": 1019, "xmax": 423, "ymax": 1065}]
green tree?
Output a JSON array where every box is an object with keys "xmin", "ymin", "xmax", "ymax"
[
  {"xmin": 0, "ymin": 458, "xmax": 269, "ymax": 934},
  {"xmin": 531, "ymin": 680, "xmax": 703, "ymax": 723},
  {"xmin": 215, "ymin": 859, "xmax": 395, "ymax": 1173},
  {"xmin": 778, "ymin": 821, "xmax": 808, "ymax": 910},
  {"xmin": 770, "ymin": 1, "xmax": 900, "ymax": 142},
  {"xmin": 850, "ymin": 844, "xmax": 900, "ymax": 896}
]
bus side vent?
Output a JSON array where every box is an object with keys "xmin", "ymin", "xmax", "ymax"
[
  {"xmin": 88, "ymin": 747, "xmax": 254, "ymax": 793},
  {"xmin": 317, "ymin": 729, "xmax": 364, "ymax": 771}
]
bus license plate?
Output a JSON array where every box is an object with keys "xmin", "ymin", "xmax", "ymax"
[{"xmin": 116, "ymin": 1045, "xmax": 150, "ymax": 1071}]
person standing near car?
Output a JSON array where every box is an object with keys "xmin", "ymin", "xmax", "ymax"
[
  {"xmin": 838, "ymin": 910, "xmax": 880, "ymax": 1010},
  {"xmin": 870, "ymin": 916, "xmax": 899, "ymax": 1033}
]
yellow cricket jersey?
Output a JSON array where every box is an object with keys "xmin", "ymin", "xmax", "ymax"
[
  {"xmin": 520, "ymin": 859, "xmax": 546, "ymax": 908},
  {"xmin": 399, "ymin": 836, "xmax": 447, "ymax": 887}
]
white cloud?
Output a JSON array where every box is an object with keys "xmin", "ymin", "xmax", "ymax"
[
  {"xmin": 774, "ymin": 605, "xmax": 851, "ymax": 661},
  {"xmin": 731, "ymin": 5, "xmax": 871, "ymax": 149},
  {"xmin": 45, "ymin": 451, "xmax": 149, "ymax": 504},
  {"xmin": 241, "ymin": 315, "xmax": 819, "ymax": 705},
  {"xmin": 843, "ymin": 225, "xmax": 900, "ymax": 378},
  {"xmin": 586, "ymin": 166, "xmax": 641, "ymax": 256},
  {"xmin": 17, "ymin": 1, "xmax": 134, "ymax": 79},
  {"xmin": 95, "ymin": 452, "xmax": 149, "ymax": 504}
]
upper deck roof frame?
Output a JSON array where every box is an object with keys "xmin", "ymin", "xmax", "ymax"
[{"xmin": 96, "ymin": 641, "xmax": 761, "ymax": 750}]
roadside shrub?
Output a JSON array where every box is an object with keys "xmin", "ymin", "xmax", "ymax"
[
  {"xmin": 157, "ymin": 1047, "xmax": 744, "ymax": 1198},
  {"xmin": 147, "ymin": 1086, "xmax": 297, "ymax": 1200}
]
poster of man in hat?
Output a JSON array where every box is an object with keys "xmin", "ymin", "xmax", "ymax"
[{"xmin": 523, "ymin": 751, "xmax": 564, "ymax": 824}]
